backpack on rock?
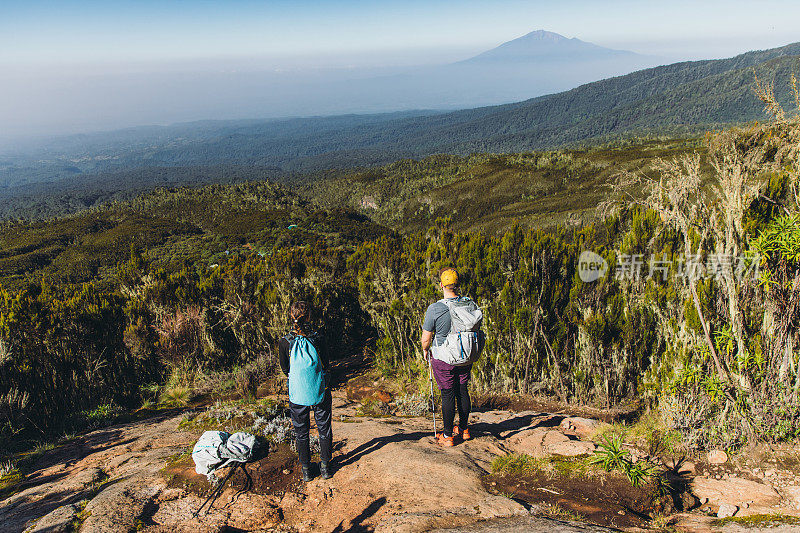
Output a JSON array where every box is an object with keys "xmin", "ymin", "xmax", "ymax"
[{"xmin": 192, "ymin": 431, "xmax": 258, "ymax": 481}]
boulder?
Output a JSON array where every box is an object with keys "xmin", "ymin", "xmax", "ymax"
[
  {"xmin": 691, "ymin": 477, "xmax": 780, "ymax": 508},
  {"xmin": 506, "ymin": 428, "xmax": 595, "ymax": 457},
  {"xmin": 559, "ymin": 417, "xmax": 611, "ymax": 439}
]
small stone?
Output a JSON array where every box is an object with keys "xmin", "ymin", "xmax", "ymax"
[
  {"xmin": 700, "ymin": 497, "xmax": 708, "ymax": 505},
  {"xmin": 717, "ymin": 503, "xmax": 738, "ymax": 518},
  {"xmin": 618, "ymin": 510, "xmax": 625, "ymax": 515},
  {"xmin": 491, "ymin": 482, "xmax": 497, "ymax": 486},
  {"xmin": 282, "ymin": 469, "xmax": 291, "ymax": 475},
  {"xmin": 708, "ymin": 450, "xmax": 729, "ymax": 465}
]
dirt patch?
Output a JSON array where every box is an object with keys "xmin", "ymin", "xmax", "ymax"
[
  {"xmin": 162, "ymin": 456, "xmax": 212, "ymax": 497},
  {"xmin": 483, "ymin": 469, "xmax": 671, "ymax": 530},
  {"xmin": 474, "ymin": 394, "xmax": 640, "ymax": 423},
  {"xmin": 225, "ymin": 443, "xmax": 301, "ymax": 496},
  {"xmin": 162, "ymin": 443, "xmax": 300, "ymax": 498}
]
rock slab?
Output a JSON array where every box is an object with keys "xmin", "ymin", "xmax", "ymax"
[
  {"xmin": 24, "ymin": 502, "xmax": 82, "ymax": 533},
  {"xmin": 506, "ymin": 428, "xmax": 595, "ymax": 457},
  {"xmin": 691, "ymin": 477, "xmax": 780, "ymax": 508}
]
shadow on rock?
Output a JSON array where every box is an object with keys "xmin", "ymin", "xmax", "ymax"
[{"xmin": 332, "ymin": 497, "xmax": 387, "ymax": 533}]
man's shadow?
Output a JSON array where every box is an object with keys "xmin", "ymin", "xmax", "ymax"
[
  {"xmin": 335, "ymin": 431, "xmax": 430, "ymax": 468},
  {"xmin": 470, "ymin": 412, "xmax": 565, "ymax": 440},
  {"xmin": 334, "ymin": 413, "xmax": 567, "ymax": 469}
]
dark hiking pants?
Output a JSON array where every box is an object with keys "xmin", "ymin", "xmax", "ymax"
[
  {"xmin": 289, "ymin": 389, "xmax": 333, "ymax": 466},
  {"xmin": 440, "ymin": 382, "xmax": 471, "ymax": 437}
]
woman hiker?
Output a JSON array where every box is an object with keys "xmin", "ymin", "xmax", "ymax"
[
  {"xmin": 420, "ymin": 268, "xmax": 483, "ymax": 446},
  {"xmin": 279, "ymin": 300, "xmax": 334, "ymax": 481}
]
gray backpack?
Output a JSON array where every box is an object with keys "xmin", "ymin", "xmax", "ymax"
[
  {"xmin": 430, "ymin": 297, "xmax": 485, "ymax": 366},
  {"xmin": 192, "ymin": 431, "xmax": 257, "ymax": 481}
]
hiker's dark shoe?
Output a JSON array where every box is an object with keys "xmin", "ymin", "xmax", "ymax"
[
  {"xmin": 436, "ymin": 433, "xmax": 455, "ymax": 447},
  {"xmin": 458, "ymin": 426, "xmax": 471, "ymax": 440},
  {"xmin": 320, "ymin": 461, "xmax": 333, "ymax": 480},
  {"xmin": 301, "ymin": 465, "xmax": 313, "ymax": 482}
]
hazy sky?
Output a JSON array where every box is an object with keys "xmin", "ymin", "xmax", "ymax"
[
  {"xmin": 1, "ymin": 0, "xmax": 799, "ymax": 141},
  {"xmin": 3, "ymin": 0, "xmax": 798, "ymax": 69}
]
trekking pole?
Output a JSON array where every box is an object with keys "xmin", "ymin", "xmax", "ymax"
[
  {"xmin": 193, "ymin": 462, "xmax": 239, "ymax": 517},
  {"xmin": 427, "ymin": 356, "xmax": 437, "ymax": 439}
]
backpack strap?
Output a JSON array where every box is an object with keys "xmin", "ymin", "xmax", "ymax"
[{"xmin": 285, "ymin": 330, "xmax": 317, "ymax": 342}]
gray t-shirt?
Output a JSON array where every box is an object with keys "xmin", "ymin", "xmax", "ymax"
[{"xmin": 422, "ymin": 298, "xmax": 458, "ymax": 344}]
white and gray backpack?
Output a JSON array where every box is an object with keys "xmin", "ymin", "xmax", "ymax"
[
  {"xmin": 430, "ymin": 297, "xmax": 485, "ymax": 366},
  {"xmin": 192, "ymin": 431, "xmax": 258, "ymax": 481}
]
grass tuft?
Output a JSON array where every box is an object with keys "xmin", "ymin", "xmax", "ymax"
[
  {"xmin": 159, "ymin": 386, "xmax": 192, "ymax": 408},
  {"xmin": 491, "ymin": 453, "xmax": 542, "ymax": 474},
  {"xmin": 541, "ymin": 503, "xmax": 586, "ymax": 522}
]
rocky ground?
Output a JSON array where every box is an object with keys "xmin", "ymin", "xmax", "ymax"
[{"xmin": 3, "ymin": 384, "xmax": 800, "ymax": 532}]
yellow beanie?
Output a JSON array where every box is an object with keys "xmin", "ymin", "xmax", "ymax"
[{"xmin": 440, "ymin": 268, "xmax": 458, "ymax": 286}]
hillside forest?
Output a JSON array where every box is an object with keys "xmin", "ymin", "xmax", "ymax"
[{"xmin": 1, "ymin": 80, "xmax": 799, "ymax": 458}]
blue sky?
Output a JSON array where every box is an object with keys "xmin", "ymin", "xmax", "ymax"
[{"xmin": 2, "ymin": 0, "xmax": 799, "ymax": 68}]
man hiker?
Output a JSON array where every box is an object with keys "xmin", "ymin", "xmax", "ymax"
[
  {"xmin": 279, "ymin": 300, "xmax": 334, "ymax": 481},
  {"xmin": 421, "ymin": 267, "xmax": 484, "ymax": 446}
]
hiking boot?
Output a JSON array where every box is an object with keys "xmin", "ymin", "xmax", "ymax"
[
  {"xmin": 454, "ymin": 426, "xmax": 471, "ymax": 441},
  {"xmin": 320, "ymin": 461, "xmax": 333, "ymax": 480},
  {"xmin": 436, "ymin": 433, "xmax": 455, "ymax": 447},
  {"xmin": 301, "ymin": 465, "xmax": 313, "ymax": 482}
]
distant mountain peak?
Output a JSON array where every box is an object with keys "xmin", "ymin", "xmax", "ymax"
[
  {"xmin": 517, "ymin": 29, "xmax": 571, "ymax": 42},
  {"xmin": 462, "ymin": 29, "xmax": 637, "ymax": 63}
]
